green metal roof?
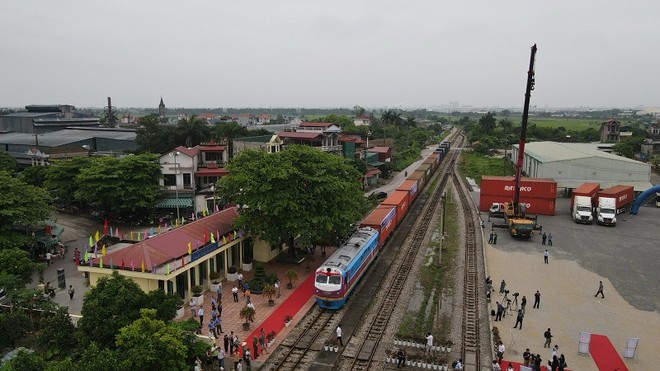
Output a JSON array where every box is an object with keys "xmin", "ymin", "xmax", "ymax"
[{"xmin": 155, "ymin": 197, "xmax": 193, "ymax": 208}]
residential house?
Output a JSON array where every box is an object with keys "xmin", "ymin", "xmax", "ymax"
[
  {"xmin": 233, "ymin": 134, "xmax": 283, "ymax": 158},
  {"xmin": 237, "ymin": 113, "xmax": 256, "ymax": 127},
  {"xmin": 278, "ymin": 122, "xmax": 342, "ymax": 153},
  {"xmin": 367, "ymin": 146, "xmax": 392, "ymax": 163},
  {"xmin": 600, "ymin": 119, "xmax": 621, "ymax": 143},
  {"xmin": 338, "ymin": 134, "xmax": 368, "ymax": 161},
  {"xmin": 353, "ymin": 115, "xmax": 371, "ymax": 126},
  {"xmin": 257, "ymin": 114, "xmax": 271, "ymax": 124}
]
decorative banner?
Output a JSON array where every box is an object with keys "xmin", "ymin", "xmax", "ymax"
[
  {"xmin": 158, "ymin": 225, "xmax": 161, "ymax": 234},
  {"xmin": 95, "ymin": 230, "xmax": 100, "ymax": 242},
  {"xmin": 116, "ymin": 227, "xmax": 120, "ymax": 238},
  {"xmin": 130, "ymin": 231, "xmax": 134, "ymax": 240},
  {"xmin": 101, "ymin": 245, "xmax": 106, "ymax": 256},
  {"xmin": 187, "ymin": 242, "xmax": 192, "ymax": 255},
  {"xmin": 121, "ymin": 258, "xmax": 125, "ymax": 269},
  {"xmin": 99, "ymin": 257, "xmax": 103, "ymax": 269},
  {"xmin": 93, "ymin": 244, "xmax": 97, "ymax": 256},
  {"xmin": 202, "ymin": 209, "xmax": 207, "ymax": 217},
  {"xmin": 222, "ymin": 235, "xmax": 227, "ymax": 245},
  {"xmin": 144, "ymin": 228, "xmax": 149, "ymax": 238},
  {"xmin": 214, "ymin": 204, "xmax": 219, "ymax": 212},
  {"xmin": 137, "ymin": 232, "xmax": 141, "ymax": 241},
  {"xmin": 181, "ymin": 257, "xmax": 185, "ymax": 267},
  {"xmin": 110, "ymin": 258, "xmax": 113, "ymax": 270},
  {"xmin": 131, "ymin": 260, "xmax": 135, "ymax": 271},
  {"xmin": 210, "ymin": 232, "xmax": 215, "ymax": 244},
  {"xmin": 164, "ymin": 223, "xmax": 168, "ymax": 230},
  {"xmin": 141, "ymin": 261, "xmax": 145, "ymax": 273},
  {"xmin": 238, "ymin": 230, "xmax": 244, "ymax": 238},
  {"xmin": 233, "ymin": 230, "xmax": 237, "ymax": 239},
  {"xmin": 89, "ymin": 236, "xmax": 94, "ymax": 247},
  {"xmin": 166, "ymin": 263, "xmax": 170, "ymax": 275},
  {"xmin": 174, "ymin": 218, "xmax": 179, "ymax": 227},
  {"xmin": 109, "ymin": 226, "xmax": 114, "ymax": 237},
  {"xmin": 83, "ymin": 251, "xmax": 89, "ymax": 263},
  {"xmin": 103, "ymin": 219, "xmax": 109, "ymax": 234},
  {"xmin": 150, "ymin": 227, "xmax": 154, "ymax": 237},
  {"xmin": 181, "ymin": 216, "xmax": 185, "ymax": 225},
  {"xmin": 191, "ymin": 213, "xmax": 196, "ymax": 221}
]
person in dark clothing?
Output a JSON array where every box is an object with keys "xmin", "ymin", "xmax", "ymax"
[
  {"xmin": 558, "ymin": 354, "xmax": 567, "ymax": 371},
  {"xmin": 495, "ymin": 302, "xmax": 503, "ymax": 321},
  {"xmin": 551, "ymin": 355, "xmax": 559, "ymax": 371},
  {"xmin": 534, "ymin": 354, "xmax": 542, "ymax": 370},
  {"xmin": 533, "ymin": 290, "xmax": 541, "ymax": 309},
  {"xmin": 544, "ymin": 328, "xmax": 553, "ymax": 348},
  {"xmin": 521, "ymin": 295, "xmax": 527, "ymax": 311},
  {"xmin": 493, "ymin": 232, "xmax": 498, "ymax": 244},
  {"xmin": 499, "ymin": 280, "xmax": 506, "ymax": 294},
  {"xmin": 513, "ymin": 309, "xmax": 524, "ymax": 329},
  {"xmin": 396, "ymin": 348, "xmax": 406, "ymax": 368},
  {"xmin": 542, "ymin": 232, "xmax": 547, "ymax": 245},
  {"xmin": 595, "ymin": 280, "xmax": 604, "ymax": 298},
  {"xmin": 223, "ymin": 334, "xmax": 230, "ymax": 354}
]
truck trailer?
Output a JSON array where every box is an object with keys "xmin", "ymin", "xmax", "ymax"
[
  {"xmin": 596, "ymin": 185, "xmax": 634, "ymax": 226},
  {"xmin": 571, "ymin": 182, "xmax": 600, "ymax": 224}
]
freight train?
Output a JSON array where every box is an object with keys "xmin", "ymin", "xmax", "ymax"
[{"xmin": 314, "ymin": 141, "xmax": 452, "ymax": 309}]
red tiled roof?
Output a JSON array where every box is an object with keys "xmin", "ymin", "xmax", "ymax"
[
  {"xmin": 339, "ymin": 135, "xmax": 365, "ymax": 144},
  {"xmin": 278, "ymin": 131, "xmax": 324, "ymax": 139},
  {"xmin": 369, "ymin": 146, "xmax": 390, "ymax": 153},
  {"xmin": 366, "ymin": 168, "xmax": 381, "ymax": 177},
  {"xmin": 174, "ymin": 146, "xmax": 200, "ymax": 157},
  {"xmin": 92, "ymin": 207, "xmax": 239, "ymax": 268},
  {"xmin": 200, "ymin": 145, "xmax": 226, "ymax": 152},
  {"xmin": 195, "ymin": 168, "xmax": 229, "ymax": 176},
  {"xmin": 197, "ymin": 113, "xmax": 217, "ymax": 120}
]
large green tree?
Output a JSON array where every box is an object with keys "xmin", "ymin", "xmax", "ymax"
[
  {"xmin": 38, "ymin": 307, "xmax": 78, "ymax": 359},
  {"xmin": 74, "ymin": 154, "xmax": 162, "ymax": 220},
  {"xmin": 0, "ymin": 172, "xmax": 52, "ymax": 250},
  {"xmin": 0, "ymin": 151, "xmax": 17, "ymax": 174},
  {"xmin": 217, "ymin": 145, "xmax": 366, "ymax": 254},
  {"xmin": 479, "ymin": 111, "xmax": 497, "ymax": 135},
  {"xmin": 43, "ymin": 157, "xmax": 92, "ymax": 208},
  {"xmin": 135, "ymin": 114, "xmax": 177, "ymax": 154},
  {"xmin": 18, "ymin": 165, "xmax": 48, "ymax": 187},
  {"xmin": 175, "ymin": 115, "xmax": 210, "ymax": 148},
  {"xmin": 115, "ymin": 309, "xmax": 187, "ymax": 371}
]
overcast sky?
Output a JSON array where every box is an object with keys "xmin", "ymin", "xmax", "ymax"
[{"xmin": 1, "ymin": 1, "xmax": 658, "ymax": 109}]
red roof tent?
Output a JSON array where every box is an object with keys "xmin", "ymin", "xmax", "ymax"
[
  {"xmin": 361, "ymin": 205, "xmax": 397, "ymax": 247},
  {"xmin": 381, "ymin": 190, "xmax": 410, "ymax": 225},
  {"xmin": 92, "ymin": 207, "xmax": 239, "ymax": 269},
  {"xmin": 397, "ymin": 179, "xmax": 419, "ymax": 203},
  {"xmin": 480, "ymin": 176, "xmax": 557, "ymax": 199}
]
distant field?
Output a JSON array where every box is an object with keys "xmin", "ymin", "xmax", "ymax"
[
  {"xmin": 459, "ymin": 152, "xmax": 514, "ymax": 185},
  {"xmin": 525, "ymin": 117, "xmax": 602, "ymax": 130}
]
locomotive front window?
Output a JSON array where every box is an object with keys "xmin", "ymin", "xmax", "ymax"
[
  {"xmin": 328, "ymin": 276, "xmax": 341, "ymax": 285},
  {"xmin": 316, "ymin": 275, "xmax": 328, "ymax": 284}
]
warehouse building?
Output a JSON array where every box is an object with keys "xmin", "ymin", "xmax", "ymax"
[{"xmin": 511, "ymin": 141, "xmax": 653, "ymax": 191}]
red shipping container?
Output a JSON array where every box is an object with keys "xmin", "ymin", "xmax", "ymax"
[
  {"xmin": 397, "ymin": 179, "xmax": 419, "ymax": 203},
  {"xmin": 570, "ymin": 182, "xmax": 600, "ymax": 210},
  {"xmin": 416, "ymin": 163, "xmax": 432, "ymax": 180},
  {"xmin": 479, "ymin": 194, "xmax": 556, "ymax": 215},
  {"xmin": 361, "ymin": 205, "xmax": 398, "ymax": 246},
  {"xmin": 480, "ymin": 176, "xmax": 557, "ymax": 199},
  {"xmin": 597, "ymin": 185, "xmax": 634, "ymax": 210},
  {"xmin": 408, "ymin": 171, "xmax": 426, "ymax": 190},
  {"xmin": 382, "ymin": 190, "xmax": 410, "ymax": 225}
]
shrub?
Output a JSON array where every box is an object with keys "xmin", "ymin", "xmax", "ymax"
[
  {"xmin": 254, "ymin": 262, "xmax": 266, "ymax": 281},
  {"xmin": 191, "ymin": 285, "xmax": 203, "ymax": 296},
  {"xmin": 227, "ymin": 266, "xmax": 237, "ymax": 274},
  {"xmin": 209, "ymin": 271, "xmax": 221, "ymax": 282}
]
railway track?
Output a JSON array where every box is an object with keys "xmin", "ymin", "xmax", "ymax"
[
  {"xmin": 342, "ymin": 135, "xmax": 464, "ymax": 370},
  {"xmin": 453, "ymin": 168, "xmax": 482, "ymax": 369},
  {"xmin": 265, "ymin": 306, "xmax": 338, "ymax": 370}
]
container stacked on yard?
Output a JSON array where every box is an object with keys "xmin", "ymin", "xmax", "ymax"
[{"xmin": 479, "ymin": 176, "xmax": 557, "ymax": 215}]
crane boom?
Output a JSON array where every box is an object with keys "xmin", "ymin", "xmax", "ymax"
[{"xmin": 513, "ymin": 44, "xmax": 537, "ymax": 210}]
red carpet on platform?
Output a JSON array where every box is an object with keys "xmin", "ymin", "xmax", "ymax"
[
  {"xmin": 246, "ymin": 273, "xmax": 315, "ymax": 348},
  {"xmin": 590, "ymin": 334, "xmax": 628, "ymax": 371}
]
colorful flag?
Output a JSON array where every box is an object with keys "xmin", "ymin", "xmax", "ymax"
[
  {"xmin": 214, "ymin": 204, "xmax": 219, "ymax": 212},
  {"xmin": 191, "ymin": 213, "xmax": 196, "ymax": 221},
  {"xmin": 93, "ymin": 244, "xmax": 97, "ymax": 256},
  {"xmin": 164, "ymin": 223, "xmax": 168, "ymax": 230},
  {"xmin": 121, "ymin": 257, "xmax": 125, "ymax": 269},
  {"xmin": 130, "ymin": 231, "xmax": 134, "ymax": 240},
  {"xmin": 181, "ymin": 216, "xmax": 185, "ymax": 225},
  {"xmin": 187, "ymin": 242, "xmax": 192, "ymax": 255},
  {"xmin": 166, "ymin": 263, "xmax": 170, "ymax": 275},
  {"xmin": 101, "ymin": 244, "xmax": 106, "ymax": 256},
  {"xmin": 137, "ymin": 232, "xmax": 141, "ymax": 241},
  {"xmin": 210, "ymin": 232, "xmax": 215, "ymax": 244},
  {"xmin": 202, "ymin": 209, "xmax": 207, "ymax": 217},
  {"xmin": 83, "ymin": 251, "xmax": 89, "ymax": 263},
  {"xmin": 158, "ymin": 225, "xmax": 161, "ymax": 234},
  {"xmin": 116, "ymin": 227, "xmax": 120, "ymax": 238},
  {"xmin": 174, "ymin": 218, "xmax": 179, "ymax": 227},
  {"xmin": 238, "ymin": 230, "xmax": 244, "ymax": 238},
  {"xmin": 103, "ymin": 219, "xmax": 109, "ymax": 234},
  {"xmin": 222, "ymin": 235, "xmax": 227, "ymax": 245},
  {"xmin": 144, "ymin": 228, "xmax": 149, "ymax": 238},
  {"xmin": 109, "ymin": 226, "xmax": 114, "ymax": 237},
  {"xmin": 99, "ymin": 257, "xmax": 103, "ymax": 269},
  {"xmin": 95, "ymin": 230, "xmax": 100, "ymax": 242},
  {"xmin": 130, "ymin": 260, "xmax": 134, "ymax": 271},
  {"xmin": 233, "ymin": 230, "xmax": 237, "ymax": 239},
  {"xmin": 141, "ymin": 261, "xmax": 145, "ymax": 273},
  {"xmin": 110, "ymin": 258, "xmax": 113, "ymax": 270},
  {"xmin": 181, "ymin": 257, "xmax": 185, "ymax": 267},
  {"xmin": 89, "ymin": 236, "xmax": 93, "ymax": 247}
]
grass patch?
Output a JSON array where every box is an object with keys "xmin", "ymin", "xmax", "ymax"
[
  {"xmin": 459, "ymin": 152, "xmax": 513, "ymax": 185},
  {"xmin": 397, "ymin": 189, "xmax": 460, "ymax": 345}
]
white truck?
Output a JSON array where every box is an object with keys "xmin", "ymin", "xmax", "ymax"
[
  {"xmin": 572, "ymin": 196, "xmax": 594, "ymax": 224},
  {"xmin": 596, "ymin": 185, "xmax": 634, "ymax": 227}
]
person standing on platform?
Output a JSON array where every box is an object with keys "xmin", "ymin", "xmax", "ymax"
[
  {"xmin": 396, "ymin": 348, "xmax": 406, "ymax": 368},
  {"xmin": 499, "ymin": 280, "xmax": 506, "ymax": 294},
  {"xmin": 513, "ymin": 309, "xmax": 524, "ymax": 329},
  {"xmin": 425, "ymin": 332, "xmax": 433, "ymax": 354},
  {"xmin": 542, "ymin": 232, "xmax": 547, "ymax": 245},
  {"xmin": 495, "ymin": 302, "xmax": 503, "ymax": 321},
  {"xmin": 492, "ymin": 360, "xmax": 501, "ymax": 371},
  {"xmin": 547, "ymin": 233, "xmax": 553, "ymax": 246},
  {"xmin": 216, "ymin": 282, "xmax": 222, "ymax": 302},
  {"xmin": 336, "ymin": 324, "xmax": 343, "ymax": 346},
  {"xmin": 521, "ymin": 295, "xmax": 527, "ymax": 311},
  {"xmin": 496, "ymin": 342, "xmax": 505, "ymax": 363},
  {"xmin": 224, "ymin": 334, "xmax": 230, "ymax": 354},
  {"xmin": 237, "ymin": 272, "xmax": 244, "ymax": 290},
  {"xmin": 232, "ymin": 285, "xmax": 239, "ymax": 302},
  {"xmin": 544, "ymin": 328, "xmax": 553, "ymax": 348},
  {"xmin": 595, "ymin": 281, "xmax": 604, "ymax": 298},
  {"xmin": 190, "ymin": 298, "xmax": 197, "ymax": 317},
  {"xmin": 488, "ymin": 231, "xmax": 494, "ymax": 244},
  {"xmin": 68, "ymin": 285, "xmax": 75, "ymax": 300},
  {"xmin": 493, "ymin": 232, "xmax": 498, "ymax": 245},
  {"xmin": 544, "ymin": 249, "xmax": 549, "ymax": 264},
  {"xmin": 523, "ymin": 348, "xmax": 531, "ymax": 366},
  {"xmin": 533, "ymin": 290, "xmax": 541, "ymax": 309},
  {"xmin": 198, "ymin": 306, "xmax": 204, "ymax": 326}
]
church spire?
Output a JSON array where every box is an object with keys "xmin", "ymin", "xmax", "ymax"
[{"xmin": 158, "ymin": 96, "xmax": 166, "ymax": 118}]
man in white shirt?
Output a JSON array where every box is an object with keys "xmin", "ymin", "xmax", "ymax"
[
  {"xmin": 336, "ymin": 324, "xmax": 343, "ymax": 346},
  {"xmin": 425, "ymin": 333, "xmax": 434, "ymax": 354},
  {"xmin": 497, "ymin": 342, "xmax": 505, "ymax": 363}
]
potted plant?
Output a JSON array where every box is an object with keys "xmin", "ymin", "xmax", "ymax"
[
  {"xmin": 240, "ymin": 305, "xmax": 255, "ymax": 331},
  {"xmin": 263, "ymin": 284, "xmax": 277, "ymax": 306},
  {"xmin": 267, "ymin": 331, "xmax": 276, "ymax": 346},
  {"xmin": 284, "ymin": 315, "xmax": 292, "ymax": 327},
  {"xmin": 227, "ymin": 266, "xmax": 238, "ymax": 281},
  {"xmin": 386, "ymin": 349, "xmax": 392, "ymax": 363},
  {"xmin": 324, "ymin": 341, "xmax": 329, "ymax": 352},
  {"xmin": 175, "ymin": 297, "xmax": 185, "ymax": 319},
  {"xmin": 192, "ymin": 285, "xmax": 204, "ymax": 305},
  {"xmin": 209, "ymin": 271, "xmax": 221, "ymax": 292},
  {"xmin": 285, "ymin": 270, "xmax": 298, "ymax": 289},
  {"xmin": 242, "ymin": 258, "xmax": 253, "ymax": 272},
  {"xmin": 445, "ymin": 340, "xmax": 453, "ymax": 353}
]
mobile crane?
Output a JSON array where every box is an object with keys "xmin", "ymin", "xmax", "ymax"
[{"xmin": 492, "ymin": 44, "xmax": 542, "ymax": 238}]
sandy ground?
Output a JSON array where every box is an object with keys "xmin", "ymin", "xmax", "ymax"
[{"xmin": 484, "ymin": 237, "xmax": 660, "ymax": 370}]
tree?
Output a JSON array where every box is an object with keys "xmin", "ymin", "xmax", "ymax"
[
  {"xmin": 18, "ymin": 165, "xmax": 48, "ymax": 187},
  {"xmin": 0, "ymin": 249, "xmax": 39, "ymax": 284},
  {"xmin": 0, "ymin": 151, "xmax": 17, "ymax": 174},
  {"xmin": 0, "ymin": 310, "xmax": 32, "ymax": 348},
  {"xmin": 175, "ymin": 115, "xmax": 210, "ymax": 148},
  {"xmin": 75, "ymin": 342, "xmax": 120, "ymax": 371},
  {"xmin": 44, "ymin": 157, "xmax": 93, "ymax": 208},
  {"xmin": 74, "ymin": 154, "xmax": 162, "ymax": 221},
  {"xmin": 217, "ymin": 145, "xmax": 365, "ymax": 256},
  {"xmin": 115, "ymin": 309, "xmax": 187, "ymax": 371},
  {"xmin": 145, "ymin": 288, "xmax": 182, "ymax": 322},
  {"xmin": 79, "ymin": 271, "xmax": 149, "ymax": 348},
  {"xmin": 38, "ymin": 307, "xmax": 78, "ymax": 358},
  {"xmin": 0, "ymin": 172, "xmax": 52, "ymax": 249},
  {"xmin": 135, "ymin": 114, "xmax": 177, "ymax": 154},
  {"xmin": 612, "ymin": 141, "xmax": 634, "ymax": 158},
  {"xmin": 479, "ymin": 112, "xmax": 497, "ymax": 135},
  {"xmin": 3, "ymin": 349, "xmax": 45, "ymax": 371},
  {"xmin": 353, "ymin": 105, "xmax": 366, "ymax": 116}
]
